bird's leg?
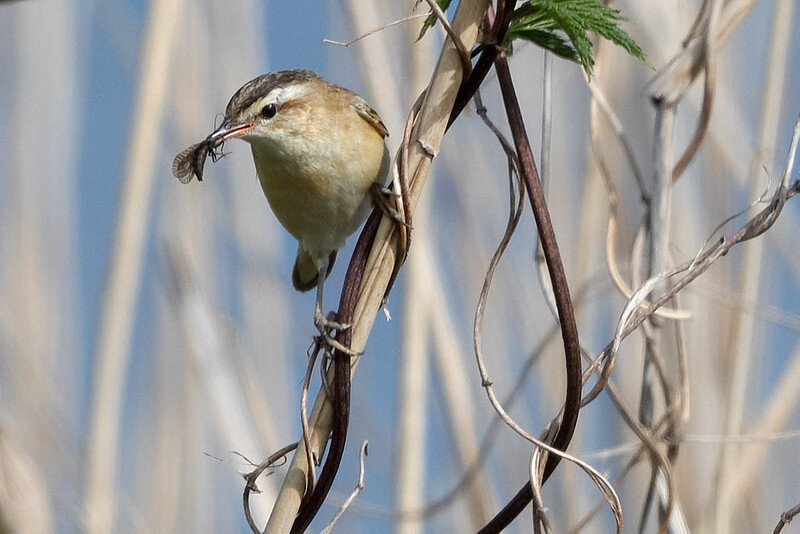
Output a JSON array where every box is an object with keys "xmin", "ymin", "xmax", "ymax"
[
  {"xmin": 312, "ymin": 261, "xmax": 362, "ymax": 357},
  {"xmin": 313, "ymin": 262, "xmax": 327, "ymax": 328},
  {"xmin": 313, "ymin": 261, "xmax": 348, "ymax": 332}
]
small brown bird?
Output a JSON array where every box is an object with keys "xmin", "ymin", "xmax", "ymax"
[{"xmin": 173, "ymin": 70, "xmax": 390, "ymax": 331}]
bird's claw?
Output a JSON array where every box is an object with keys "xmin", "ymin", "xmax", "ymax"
[
  {"xmin": 313, "ymin": 311, "xmax": 362, "ymax": 357},
  {"xmin": 313, "ymin": 333, "xmax": 363, "ymax": 358},
  {"xmin": 370, "ymin": 183, "xmax": 412, "ymax": 229},
  {"xmin": 314, "ymin": 310, "xmax": 350, "ymax": 333}
]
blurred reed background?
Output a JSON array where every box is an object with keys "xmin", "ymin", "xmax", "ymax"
[{"xmin": 0, "ymin": 0, "xmax": 799, "ymax": 532}]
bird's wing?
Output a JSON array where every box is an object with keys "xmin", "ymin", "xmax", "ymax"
[{"xmin": 352, "ymin": 99, "xmax": 388, "ymax": 138}]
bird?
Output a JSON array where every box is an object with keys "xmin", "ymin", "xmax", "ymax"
[{"xmin": 173, "ymin": 69, "xmax": 390, "ymax": 335}]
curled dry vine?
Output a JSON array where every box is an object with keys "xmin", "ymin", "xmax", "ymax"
[
  {"xmin": 320, "ymin": 440, "xmax": 369, "ymax": 534},
  {"xmin": 243, "ymin": 442, "xmax": 298, "ymax": 534},
  {"xmin": 774, "ymin": 500, "xmax": 800, "ymax": 534},
  {"xmin": 246, "ymin": 0, "xmax": 800, "ymax": 527},
  {"xmin": 482, "ymin": 114, "xmax": 800, "ymax": 533},
  {"xmin": 260, "ymin": 0, "xmax": 614, "ymax": 529},
  {"xmin": 476, "ymin": 47, "xmax": 588, "ymax": 532}
]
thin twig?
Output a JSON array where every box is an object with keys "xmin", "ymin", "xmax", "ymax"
[
  {"xmin": 774, "ymin": 501, "xmax": 800, "ymax": 534},
  {"xmin": 587, "ymin": 79, "xmax": 649, "ymax": 201},
  {"xmin": 474, "ymin": 90, "xmax": 520, "ymax": 172},
  {"xmin": 529, "ymin": 446, "xmax": 553, "ymax": 534},
  {"xmin": 242, "ymin": 442, "xmax": 299, "ymax": 534},
  {"xmin": 534, "ymin": 51, "xmax": 556, "ymax": 320},
  {"xmin": 540, "ymin": 51, "xmax": 553, "ymax": 194},
  {"xmin": 448, "ymin": 3, "xmax": 514, "ymax": 128},
  {"xmin": 300, "ymin": 343, "xmax": 322, "ymax": 498},
  {"xmin": 320, "ymin": 441, "xmax": 369, "ymax": 534},
  {"xmin": 421, "ymin": 0, "xmax": 473, "ymax": 78},
  {"xmin": 670, "ymin": 0, "xmax": 722, "ymax": 181},
  {"xmin": 323, "ymin": 13, "xmax": 427, "ymax": 47}
]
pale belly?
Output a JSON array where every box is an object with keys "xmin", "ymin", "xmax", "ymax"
[{"xmin": 252, "ymin": 137, "xmax": 389, "ymax": 255}]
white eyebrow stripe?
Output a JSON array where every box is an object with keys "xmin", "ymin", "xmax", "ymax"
[
  {"xmin": 268, "ymin": 83, "xmax": 309, "ymax": 104},
  {"xmin": 242, "ymin": 83, "xmax": 309, "ymax": 118}
]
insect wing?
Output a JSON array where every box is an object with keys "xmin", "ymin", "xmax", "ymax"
[{"xmin": 172, "ymin": 143, "xmax": 201, "ymax": 184}]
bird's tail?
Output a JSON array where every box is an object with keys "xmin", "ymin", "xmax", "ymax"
[{"xmin": 292, "ymin": 246, "xmax": 337, "ymax": 292}]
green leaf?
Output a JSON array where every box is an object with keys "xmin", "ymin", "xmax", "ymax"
[
  {"xmin": 418, "ymin": 0, "xmax": 453, "ymax": 40},
  {"xmin": 508, "ymin": 0, "xmax": 649, "ymax": 77},
  {"xmin": 507, "ymin": 28, "xmax": 580, "ymax": 63}
]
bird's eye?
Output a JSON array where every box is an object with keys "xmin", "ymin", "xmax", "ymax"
[{"xmin": 261, "ymin": 103, "xmax": 277, "ymax": 119}]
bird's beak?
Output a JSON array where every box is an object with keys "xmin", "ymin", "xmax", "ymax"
[{"xmin": 209, "ymin": 120, "xmax": 255, "ymax": 145}]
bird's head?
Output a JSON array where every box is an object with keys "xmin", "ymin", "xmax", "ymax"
[{"xmin": 209, "ymin": 69, "xmax": 322, "ymax": 150}]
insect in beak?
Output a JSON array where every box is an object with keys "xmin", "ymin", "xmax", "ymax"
[{"xmin": 172, "ymin": 121, "xmax": 255, "ymax": 184}]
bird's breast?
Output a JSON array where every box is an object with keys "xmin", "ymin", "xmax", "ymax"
[{"xmin": 250, "ymin": 123, "xmax": 387, "ymax": 254}]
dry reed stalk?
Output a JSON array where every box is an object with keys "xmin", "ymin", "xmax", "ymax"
[
  {"xmin": 205, "ymin": 0, "xmax": 293, "ymax": 440},
  {"xmin": 3, "ymin": 14, "xmax": 81, "ymax": 525},
  {"xmin": 424, "ymin": 237, "xmax": 496, "ymax": 527},
  {"xmin": 393, "ymin": 10, "xmax": 491, "ymax": 529},
  {"xmin": 647, "ymin": 0, "xmax": 762, "ymax": 103},
  {"xmin": 165, "ymin": 249, "xmax": 276, "ymax": 515},
  {"xmin": 0, "ymin": 428, "xmax": 54, "ymax": 534},
  {"xmin": 342, "ymin": 0, "xmax": 407, "ymax": 134},
  {"xmin": 153, "ymin": 16, "xmax": 212, "ymax": 531},
  {"xmin": 7, "ymin": 0, "xmax": 75, "ymax": 465},
  {"xmin": 638, "ymin": 99, "xmax": 677, "ymax": 534},
  {"xmin": 84, "ymin": 1, "xmax": 183, "ymax": 531},
  {"xmin": 200, "ymin": 4, "xmax": 289, "ymax": 517},
  {"xmin": 263, "ymin": 1, "xmax": 488, "ymax": 530},
  {"xmin": 723, "ymin": 340, "xmax": 800, "ymax": 515},
  {"xmin": 394, "ymin": 232, "xmax": 431, "ymax": 534},
  {"xmin": 636, "ymin": 1, "xmax": 722, "ymax": 529},
  {"xmin": 394, "ymin": 11, "xmax": 434, "ymax": 533},
  {"xmin": 148, "ymin": 308, "xmax": 185, "ymax": 533},
  {"xmin": 711, "ymin": 0, "xmax": 795, "ymax": 530}
]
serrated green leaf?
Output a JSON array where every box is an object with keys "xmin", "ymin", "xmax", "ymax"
[
  {"xmin": 507, "ymin": 0, "xmax": 649, "ymax": 77},
  {"xmin": 418, "ymin": 0, "xmax": 453, "ymax": 40},
  {"xmin": 508, "ymin": 9, "xmax": 552, "ymax": 32},
  {"xmin": 507, "ymin": 27, "xmax": 580, "ymax": 63}
]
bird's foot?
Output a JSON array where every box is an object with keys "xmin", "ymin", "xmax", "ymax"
[
  {"xmin": 314, "ymin": 310, "xmax": 350, "ymax": 332},
  {"xmin": 313, "ymin": 311, "xmax": 362, "ymax": 357},
  {"xmin": 370, "ymin": 182, "xmax": 411, "ymax": 303},
  {"xmin": 370, "ymin": 183, "xmax": 412, "ymax": 229}
]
